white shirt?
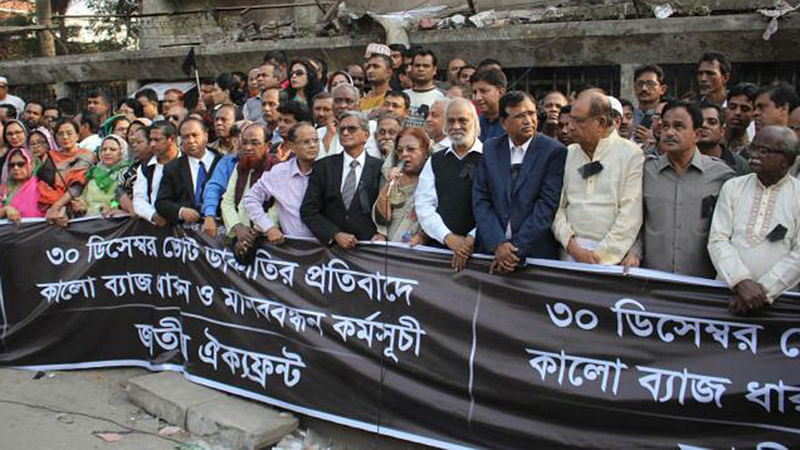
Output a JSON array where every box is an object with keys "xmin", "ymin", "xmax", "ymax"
[
  {"xmin": 415, "ymin": 139, "xmax": 483, "ymax": 244},
  {"xmin": 433, "ymin": 136, "xmax": 452, "ymax": 153},
  {"xmin": 187, "ymin": 150, "xmax": 217, "ymax": 192},
  {"xmin": 0, "ymin": 94, "xmax": 25, "ymax": 118},
  {"xmin": 708, "ymin": 173, "xmax": 800, "ymax": 302},
  {"xmin": 317, "ymin": 121, "xmax": 381, "ymax": 160},
  {"xmin": 508, "ymin": 136, "xmax": 534, "ymax": 165},
  {"xmin": 133, "ymin": 156, "xmax": 167, "ymax": 222},
  {"xmin": 79, "ymin": 134, "xmax": 102, "ymax": 153},
  {"xmin": 341, "ymin": 149, "xmax": 367, "ymax": 193}
]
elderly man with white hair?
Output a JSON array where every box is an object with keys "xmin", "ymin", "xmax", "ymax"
[
  {"xmin": 709, "ymin": 125, "xmax": 800, "ymax": 315},
  {"xmin": 415, "ymin": 97, "xmax": 482, "ymax": 271}
]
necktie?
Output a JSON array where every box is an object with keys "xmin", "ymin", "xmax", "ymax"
[
  {"xmin": 341, "ymin": 159, "xmax": 359, "ymax": 210},
  {"xmin": 195, "ymin": 160, "xmax": 207, "ymax": 207},
  {"xmin": 511, "ymin": 163, "xmax": 522, "ymax": 184}
]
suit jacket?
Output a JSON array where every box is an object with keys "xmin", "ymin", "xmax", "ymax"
[
  {"xmin": 300, "ymin": 151, "xmax": 382, "ymax": 244},
  {"xmin": 473, "ymin": 133, "xmax": 566, "ymax": 259},
  {"xmin": 155, "ymin": 149, "xmax": 221, "ymax": 224}
]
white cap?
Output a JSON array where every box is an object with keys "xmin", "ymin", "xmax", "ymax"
[
  {"xmin": 364, "ymin": 43, "xmax": 391, "ymax": 58},
  {"xmin": 0, "ymin": 77, "xmax": 8, "ymax": 85},
  {"xmin": 607, "ymin": 96, "xmax": 623, "ymax": 116}
]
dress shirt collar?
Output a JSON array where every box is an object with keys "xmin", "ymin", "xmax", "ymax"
[
  {"xmin": 342, "ymin": 148, "xmax": 367, "ymax": 168},
  {"xmin": 657, "ymin": 148, "xmax": 705, "ymax": 173},
  {"xmin": 444, "ymin": 138, "xmax": 483, "ymax": 159},
  {"xmin": 583, "ymin": 129, "xmax": 619, "ymax": 162},
  {"xmin": 507, "ymin": 135, "xmax": 534, "ymax": 153},
  {"xmin": 290, "ymin": 158, "xmax": 312, "ymax": 177},
  {"xmin": 146, "ymin": 155, "xmax": 158, "ymax": 167},
  {"xmin": 188, "ymin": 148, "xmax": 215, "ymax": 169}
]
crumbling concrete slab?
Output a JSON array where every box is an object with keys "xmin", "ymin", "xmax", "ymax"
[
  {"xmin": 186, "ymin": 396, "xmax": 298, "ymax": 450},
  {"xmin": 126, "ymin": 371, "xmax": 224, "ymax": 427}
]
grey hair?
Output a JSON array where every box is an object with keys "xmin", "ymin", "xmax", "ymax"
[
  {"xmin": 763, "ymin": 125, "xmax": 799, "ymax": 160},
  {"xmin": 339, "ymin": 110, "xmax": 370, "ymax": 133},
  {"xmin": 332, "ymin": 83, "xmax": 360, "ymax": 99},
  {"xmin": 445, "ymin": 97, "xmax": 481, "ymax": 139},
  {"xmin": 430, "ymin": 98, "xmax": 451, "ymax": 136}
]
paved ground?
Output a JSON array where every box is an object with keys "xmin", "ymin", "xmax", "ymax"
[{"xmin": 0, "ymin": 367, "xmax": 190, "ymax": 449}]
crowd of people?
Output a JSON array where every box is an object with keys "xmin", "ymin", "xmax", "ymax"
[{"xmin": 0, "ymin": 45, "xmax": 798, "ymax": 316}]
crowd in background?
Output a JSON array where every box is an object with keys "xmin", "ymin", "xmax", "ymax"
[{"xmin": 0, "ymin": 44, "xmax": 798, "ymax": 315}]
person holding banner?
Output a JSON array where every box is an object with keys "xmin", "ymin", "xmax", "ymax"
[
  {"xmin": 155, "ymin": 118, "xmax": 221, "ymax": 225},
  {"xmin": 708, "ymin": 125, "xmax": 800, "ymax": 314},
  {"xmin": 301, "ymin": 111, "xmax": 383, "ymax": 249},
  {"xmin": 133, "ymin": 121, "xmax": 178, "ymax": 226},
  {"xmin": 472, "ymin": 91, "xmax": 566, "ymax": 272},
  {"xmin": 552, "ymin": 90, "xmax": 644, "ymax": 265},
  {"xmin": 626, "ymin": 101, "xmax": 734, "ymax": 278}
]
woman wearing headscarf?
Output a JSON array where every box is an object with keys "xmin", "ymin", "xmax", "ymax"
[
  {"xmin": 27, "ymin": 127, "xmax": 57, "ymax": 171},
  {"xmin": 77, "ymin": 134, "xmax": 129, "ymax": 216},
  {"xmin": 0, "ymin": 147, "xmax": 44, "ymax": 221},
  {"xmin": 38, "ymin": 119, "xmax": 96, "ymax": 226}
]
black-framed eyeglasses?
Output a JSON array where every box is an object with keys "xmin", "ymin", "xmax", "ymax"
[
  {"xmin": 7, "ymin": 161, "xmax": 26, "ymax": 169},
  {"xmin": 338, "ymin": 125, "xmax": 360, "ymax": 134}
]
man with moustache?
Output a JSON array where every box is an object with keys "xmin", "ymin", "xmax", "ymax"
[
  {"xmin": 725, "ymin": 83, "xmax": 758, "ymax": 155},
  {"xmin": 696, "ymin": 52, "xmax": 730, "ymax": 106},
  {"xmin": 208, "ymin": 104, "xmax": 241, "ymax": 154},
  {"xmin": 697, "ymin": 102, "xmax": 750, "ymax": 175},
  {"xmin": 219, "ymin": 123, "xmax": 276, "ymax": 255},
  {"xmin": 473, "ymin": 91, "xmax": 567, "ymax": 273},
  {"xmin": 416, "ymin": 97, "xmax": 482, "ymax": 271},
  {"xmin": 709, "ymin": 125, "xmax": 800, "ymax": 314},
  {"xmin": 625, "ymin": 101, "xmax": 734, "ymax": 277},
  {"xmin": 539, "ymin": 91, "xmax": 569, "ymax": 140},
  {"xmin": 243, "ymin": 121, "xmax": 318, "ymax": 243}
]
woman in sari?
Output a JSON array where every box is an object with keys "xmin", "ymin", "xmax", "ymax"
[
  {"xmin": 0, "ymin": 147, "xmax": 44, "ymax": 221},
  {"xmin": 38, "ymin": 119, "xmax": 96, "ymax": 226},
  {"xmin": 27, "ymin": 127, "xmax": 57, "ymax": 171},
  {"xmin": 4, "ymin": 120, "xmax": 27, "ymax": 151},
  {"xmin": 77, "ymin": 135, "xmax": 129, "ymax": 216},
  {"xmin": 116, "ymin": 125, "xmax": 152, "ymax": 214}
]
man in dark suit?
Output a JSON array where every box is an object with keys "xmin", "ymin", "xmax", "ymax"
[
  {"xmin": 473, "ymin": 91, "xmax": 567, "ymax": 273},
  {"xmin": 156, "ymin": 117, "xmax": 221, "ymax": 225},
  {"xmin": 301, "ymin": 111, "xmax": 383, "ymax": 249}
]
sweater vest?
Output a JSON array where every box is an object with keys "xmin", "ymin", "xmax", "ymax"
[{"xmin": 431, "ymin": 150, "xmax": 482, "ymax": 236}]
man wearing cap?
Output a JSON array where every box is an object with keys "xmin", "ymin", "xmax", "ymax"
[
  {"xmin": 708, "ymin": 125, "xmax": 800, "ymax": 315},
  {"xmin": 0, "ymin": 77, "xmax": 25, "ymax": 119},
  {"xmin": 360, "ymin": 52, "xmax": 393, "ymax": 113}
]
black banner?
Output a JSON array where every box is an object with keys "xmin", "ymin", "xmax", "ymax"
[{"xmin": 1, "ymin": 218, "xmax": 799, "ymax": 449}]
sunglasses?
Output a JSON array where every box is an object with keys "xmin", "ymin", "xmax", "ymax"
[
  {"xmin": 8, "ymin": 161, "xmax": 26, "ymax": 169},
  {"xmin": 291, "ymin": 70, "xmax": 307, "ymax": 77},
  {"xmin": 167, "ymin": 115, "xmax": 180, "ymax": 121},
  {"xmin": 338, "ymin": 125, "xmax": 360, "ymax": 134}
]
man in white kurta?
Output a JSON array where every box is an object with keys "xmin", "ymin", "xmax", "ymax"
[
  {"xmin": 552, "ymin": 90, "xmax": 644, "ymax": 265},
  {"xmin": 708, "ymin": 125, "xmax": 800, "ymax": 314}
]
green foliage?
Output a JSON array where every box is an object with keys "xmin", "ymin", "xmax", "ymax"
[{"xmin": 82, "ymin": 0, "xmax": 140, "ymax": 47}]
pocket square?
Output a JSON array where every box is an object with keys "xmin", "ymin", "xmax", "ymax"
[
  {"xmin": 766, "ymin": 224, "xmax": 787, "ymax": 242},
  {"xmin": 577, "ymin": 161, "xmax": 603, "ymax": 179}
]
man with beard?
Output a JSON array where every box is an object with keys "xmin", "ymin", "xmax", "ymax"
[
  {"xmin": 415, "ymin": 97, "xmax": 482, "ymax": 271},
  {"xmin": 156, "ymin": 118, "xmax": 221, "ymax": 225},
  {"xmin": 473, "ymin": 91, "xmax": 567, "ymax": 273},
  {"xmin": 243, "ymin": 122, "xmax": 318, "ymax": 243},
  {"xmin": 220, "ymin": 123, "xmax": 277, "ymax": 255},
  {"xmin": 553, "ymin": 90, "xmax": 643, "ymax": 265},
  {"xmin": 133, "ymin": 120, "xmax": 179, "ymax": 226},
  {"xmin": 472, "ymin": 68, "xmax": 507, "ymax": 143},
  {"xmin": 696, "ymin": 52, "xmax": 730, "ymax": 106},
  {"xmin": 360, "ymin": 54, "xmax": 393, "ymax": 113},
  {"xmin": 709, "ymin": 125, "xmax": 800, "ymax": 315},
  {"xmin": 539, "ymin": 91, "xmax": 568, "ymax": 140},
  {"xmin": 209, "ymin": 104, "xmax": 241, "ymax": 154},
  {"xmin": 403, "ymin": 49, "xmax": 445, "ymax": 127},
  {"xmin": 301, "ymin": 111, "xmax": 383, "ymax": 248},
  {"xmin": 697, "ymin": 102, "xmax": 750, "ymax": 175},
  {"xmin": 21, "ymin": 101, "xmax": 44, "ymax": 130},
  {"xmin": 626, "ymin": 101, "xmax": 734, "ymax": 277},
  {"xmin": 724, "ymin": 82, "xmax": 758, "ymax": 155},
  {"xmin": 425, "ymin": 99, "xmax": 451, "ymax": 152}
]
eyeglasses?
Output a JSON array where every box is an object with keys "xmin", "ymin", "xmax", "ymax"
[
  {"xmin": 750, "ymin": 145, "xmax": 785, "ymax": 156},
  {"xmin": 7, "ymin": 161, "xmax": 26, "ymax": 169},
  {"xmin": 291, "ymin": 70, "xmax": 307, "ymax": 77},
  {"xmin": 635, "ymin": 80, "xmax": 660, "ymax": 89},
  {"xmin": 338, "ymin": 125, "xmax": 360, "ymax": 134},
  {"xmin": 167, "ymin": 115, "xmax": 180, "ymax": 121}
]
